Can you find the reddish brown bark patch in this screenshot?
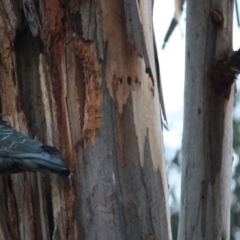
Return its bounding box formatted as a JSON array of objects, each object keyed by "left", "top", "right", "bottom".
[
  {"left": 40, "top": 0, "right": 65, "bottom": 42},
  {"left": 74, "top": 40, "right": 102, "bottom": 140},
  {"left": 209, "top": 48, "right": 240, "bottom": 99},
  {"left": 211, "top": 10, "right": 224, "bottom": 28}
]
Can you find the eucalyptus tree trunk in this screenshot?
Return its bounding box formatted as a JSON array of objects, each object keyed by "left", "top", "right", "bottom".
[
  {"left": 179, "top": 0, "right": 239, "bottom": 239},
  {"left": 0, "top": 0, "right": 171, "bottom": 239}
]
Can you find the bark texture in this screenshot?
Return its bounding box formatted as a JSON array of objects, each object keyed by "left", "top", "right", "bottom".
[
  {"left": 179, "top": 0, "right": 236, "bottom": 239},
  {"left": 0, "top": 0, "right": 171, "bottom": 239}
]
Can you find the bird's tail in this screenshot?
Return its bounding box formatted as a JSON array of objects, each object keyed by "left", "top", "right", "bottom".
[
  {"left": 17, "top": 151, "right": 70, "bottom": 176},
  {"left": 36, "top": 144, "right": 70, "bottom": 176},
  {"left": 31, "top": 156, "right": 70, "bottom": 176}
]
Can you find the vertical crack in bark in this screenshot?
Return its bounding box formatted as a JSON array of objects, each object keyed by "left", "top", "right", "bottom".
[
  {"left": 15, "top": 22, "right": 44, "bottom": 140},
  {"left": 75, "top": 55, "right": 86, "bottom": 135},
  {"left": 22, "top": 0, "right": 41, "bottom": 36},
  {"left": 5, "top": 176, "right": 20, "bottom": 239},
  {"left": 45, "top": 177, "right": 54, "bottom": 238}
]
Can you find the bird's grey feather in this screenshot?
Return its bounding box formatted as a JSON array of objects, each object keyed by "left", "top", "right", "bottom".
[{"left": 0, "top": 120, "right": 70, "bottom": 176}]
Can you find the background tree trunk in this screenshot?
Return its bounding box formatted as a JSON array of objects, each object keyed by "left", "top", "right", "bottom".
[
  {"left": 179, "top": 0, "right": 236, "bottom": 239},
  {"left": 0, "top": 0, "right": 171, "bottom": 239}
]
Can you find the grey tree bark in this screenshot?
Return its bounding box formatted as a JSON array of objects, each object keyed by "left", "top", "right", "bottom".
[
  {"left": 0, "top": 0, "right": 171, "bottom": 239},
  {"left": 179, "top": 0, "right": 239, "bottom": 239}
]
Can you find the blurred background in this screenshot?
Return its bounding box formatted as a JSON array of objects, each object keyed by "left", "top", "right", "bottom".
[{"left": 153, "top": 1, "right": 240, "bottom": 239}]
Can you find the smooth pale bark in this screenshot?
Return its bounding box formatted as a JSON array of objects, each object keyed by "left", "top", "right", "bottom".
[
  {"left": 179, "top": 1, "right": 235, "bottom": 239},
  {"left": 0, "top": 0, "right": 171, "bottom": 239}
]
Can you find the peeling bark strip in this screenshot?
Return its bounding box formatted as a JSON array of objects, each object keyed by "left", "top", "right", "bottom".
[
  {"left": 154, "top": 34, "right": 167, "bottom": 122},
  {"left": 122, "top": 0, "right": 167, "bottom": 121},
  {"left": 123, "top": 0, "right": 153, "bottom": 79}
]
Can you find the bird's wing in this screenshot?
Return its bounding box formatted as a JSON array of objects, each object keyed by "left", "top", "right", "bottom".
[
  {"left": 0, "top": 120, "right": 70, "bottom": 176},
  {"left": 0, "top": 157, "right": 31, "bottom": 174},
  {"left": 0, "top": 120, "right": 44, "bottom": 156}
]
